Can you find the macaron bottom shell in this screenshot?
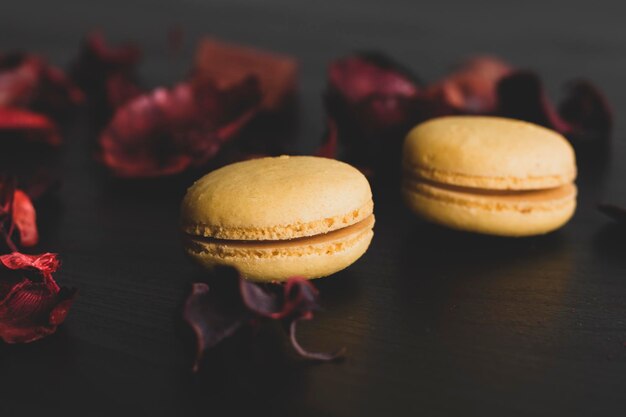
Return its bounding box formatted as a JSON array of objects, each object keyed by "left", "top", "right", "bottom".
[
  {"left": 183, "top": 215, "right": 375, "bottom": 282},
  {"left": 402, "top": 181, "right": 576, "bottom": 237}
]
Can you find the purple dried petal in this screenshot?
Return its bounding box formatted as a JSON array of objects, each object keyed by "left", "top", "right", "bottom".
[
  {"left": 497, "top": 71, "right": 572, "bottom": 133},
  {"left": 559, "top": 79, "right": 612, "bottom": 137},
  {"left": 288, "top": 319, "right": 345, "bottom": 361},
  {"left": 182, "top": 282, "right": 248, "bottom": 372}
]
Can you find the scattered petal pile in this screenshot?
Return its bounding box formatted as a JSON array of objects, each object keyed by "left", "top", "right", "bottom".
[
  {"left": 0, "top": 252, "right": 76, "bottom": 343},
  {"left": 183, "top": 267, "right": 344, "bottom": 372},
  {"left": 322, "top": 53, "right": 612, "bottom": 171}
]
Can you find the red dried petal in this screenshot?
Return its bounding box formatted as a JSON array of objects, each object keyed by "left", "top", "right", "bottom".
[
  {"left": 0, "top": 252, "right": 75, "bottom": 344},
  {"left": 326, "top": 53, "right": 421, "bottom": 132},
  {"left": 324, "top": 53, "right": 422, "bottom": 169},
  {"left": 193, "top": 38, "right": 297, "bottom": 112},
  {"left": 0, "top": 107, "right": 61, "bottom": 146},
  {"left": 420, "top": 56, "right": 513, "bottom": 117},
  {"left": 0, "top": 252, "right": 60, "bottom": 277},
  {"left": 12, "top": 190, "right": 38, "bottom": 247},
  {"left": 71, "top": 32, "right": 141, "bottom": 116},
  {"left": 288, "top": 319, "right": 345, "bottom": 361},
  {"left": 183, "top": 282, "right": 247, "bottom": 372},
  {"left": 99, "top": 78, "right": 261, "bottom": 178},
  {"left": 559, "top": 79, "right": 612, "bottom": 137},
  {"left": 106, "top": 72, "right": 143, "bottom": 108},
  {"left": 497, "top": 71, "right": 573, "bottom": 133},
  {"left": 0, "top": 52, "right": 83, "bottom": 118},
  {"left": 329, "top": 53, "right": 420, "bottom": 104}
]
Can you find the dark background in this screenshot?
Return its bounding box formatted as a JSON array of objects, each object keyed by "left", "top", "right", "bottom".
[{"left": 1, "top": 1, "right": 626, "bottom": 416}]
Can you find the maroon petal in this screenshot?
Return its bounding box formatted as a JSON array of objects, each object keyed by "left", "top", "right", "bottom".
[
  {"left": 559, "top": 79, "right": 612, "bottom": 138},
  {"left": 0, "top": 107, "right": 61, "bottom": 146},
  {"left": 497, "top": 71, "right": 573, "bottom": 133},
  {"left": 326, "top": 53, "right": 422, "bottom": 132},
  {"left": 182, "top": 282, "right": 248, "bottom": 372},
  {"left": 0, "top": 52, "right": 83, "bottom": 119},
  {"left": 420, "top": 56, "right": 513, "bottom": 117},
  {"left": 70, "top": 32, "right": 141, "bottom": 116},
  {"left": 324, "top": 53, "right": 422, "bottom": 168},
  {"left": 106, "top": 72, "right": 142, "bottom": 109},
  {"left": 99, "top": 78, "right": 261, "bottom": 178},
  {"left": 288, "top": 319, "right": 345, "bottom": 361},
  {"left": 0, "top": 252, "right": 60, "bottom": 278},
  {"left": 192, "top": 38, "right": 298, "bottom": 112},
  {"left": 12, "top": 190, "right": 38, "bottom": 247},
  {"left": 0, "top": 252, "right": 76, "bottom": 344}
]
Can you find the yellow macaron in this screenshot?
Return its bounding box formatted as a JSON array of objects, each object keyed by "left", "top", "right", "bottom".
[
  {"left": 402, "top": 116, "right": 577, "bottom": 237},
  {"left": 181, "top": 155, "right": 375, "bottom": 281}
]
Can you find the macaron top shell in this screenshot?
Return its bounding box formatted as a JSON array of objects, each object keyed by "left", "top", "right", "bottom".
[
  {"left": 181, "top": 155, "right": 373, "bottom": 240},
  {"left": 403, "top": 116, "right": 577, "bottom": 190}
]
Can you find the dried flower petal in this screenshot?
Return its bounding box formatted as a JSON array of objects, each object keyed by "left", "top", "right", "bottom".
[
  {"left": 0, "top": 107, "right": 61, "bottom": 146},
  {"left": 559, "top": 79, "right": 612, "bottom": 138},
  {"left": 289, "top": 319, "right": 345, "bottom": 361},
  {"left": 99, "top": 78, "right": 261, "bottom": 177},
  {"left": 0, "top": 252, "right": 76, "bottom": 343},
  {"left": 326, "top": 53, "right": 421, "bottom": 132},
  {"left": 324, "top": 53, "right": 422, "bottom": 169},
  {"left": 0, "top": 52, "right": 83, "bottom": 118},
  {"left": 420, "top": 56, "right": 512, "bottom": 117},
  {"left": 183, "top": 267, "right": 342, "bottom": 372},
  {"left": 12, "top": 190, "right": 37, "bottom": 247},
  {"left": 497, "top": 71, "right": 611, "bottom": 138},
  {"left": 0, "top": 177, "right": 40, "bottom": 249},
  {"left": 497, "top": 71, "right": 572, "bottom": 133},
  {"left": 323, "top": 53, "right": 612, "bottom": 174},
  {"left": 193, "top": 38, "right": 297, "bottom": 112},
  {"left": 184, "top": 282, "right": 247, "bottom": 372},
  {"left": 71, "top": 32, "right": 141, "bottom": 114}
]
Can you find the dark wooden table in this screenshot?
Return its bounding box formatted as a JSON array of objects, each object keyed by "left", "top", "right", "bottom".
[{"left": 2, "top": 1, "right": 626, "bottom": 416}]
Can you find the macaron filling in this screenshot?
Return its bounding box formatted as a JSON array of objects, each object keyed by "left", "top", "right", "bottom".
[
  {"left": 186, "top": 214, "right": 375, "bottom": 251},
  {"left": 403, "top": 176, "right": 576, "bottom": 214}
]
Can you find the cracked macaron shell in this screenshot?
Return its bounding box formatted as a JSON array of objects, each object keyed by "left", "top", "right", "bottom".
[{"left": 181, "top": 155, "right": 374, "bottom": 240}]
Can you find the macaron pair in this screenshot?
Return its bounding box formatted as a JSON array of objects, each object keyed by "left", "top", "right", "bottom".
[
  {"left": 402, "top": 116, "right": 577, "bottom": 237},
  {"left": 181, "top": 156, "right": 374, "bottom": 281}
]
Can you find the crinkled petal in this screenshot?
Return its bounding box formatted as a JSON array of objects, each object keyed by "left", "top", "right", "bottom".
[
  {"left": 559, "top": 79, "right": 612, "bottom": 138},
  {"left": 288, "top": 319, "right": 345, "bottom": 361},
  {"left": 193, "top": 38, "right": 297, "bottom": 112},
  {"left": 0, "top": 252, "right": 75, "bottom": 344},
  {"left": 420, "top": 56, "right": 512, "bottom": 117},
  {"left": 99, "top": 78, "right": 261, "bottom": 178},
  {"left": 0, "top": 107, "right": 61, "bottom": 146},
  {"left": 11, "top": 190, "right": 38, "bottom": 247}
]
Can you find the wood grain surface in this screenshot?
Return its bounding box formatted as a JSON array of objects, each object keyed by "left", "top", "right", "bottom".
[{"left": 1, "top": 1, "right": 625, "bottom": 416}]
